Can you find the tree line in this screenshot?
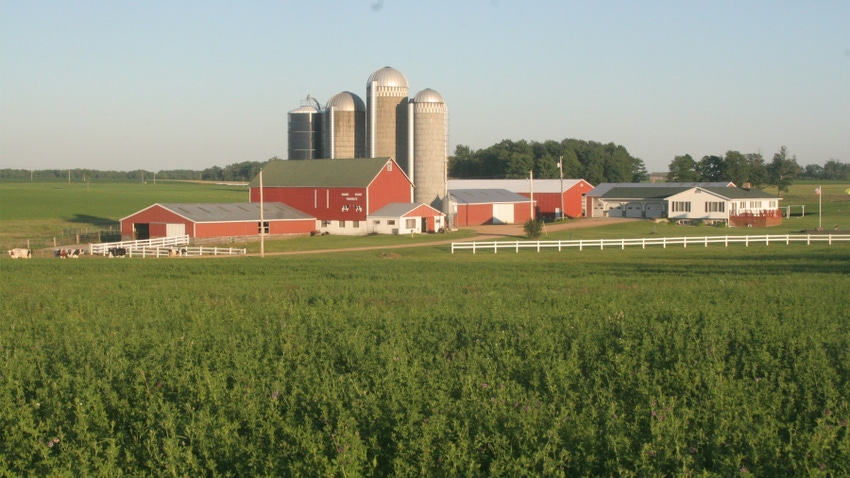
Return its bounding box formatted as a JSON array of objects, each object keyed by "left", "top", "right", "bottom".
[
  {"left": 0, "top": 159, "right": 275, "bottom": 183},
  {"left": 449, "top": 139, "right": 649, "bottom": 184},
  {"left": 668, "top": 147, "right": 849, "bottom": 194}
]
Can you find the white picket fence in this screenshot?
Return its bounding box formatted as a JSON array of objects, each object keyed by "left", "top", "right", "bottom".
[
  {"left": 89, "top": 235, "right": 246, "bottom": 257},
  {"left": 451, "top": 234, "right": 850, "bottom": 254}
]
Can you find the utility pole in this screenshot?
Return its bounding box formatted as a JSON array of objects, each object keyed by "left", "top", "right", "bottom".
[
  {"left": 259, "top": 170, "right": 265, "bottom": 258},
  {"left": 529, "top": 170, "right": 535, "bottom": 220},
  {"left": 559, "top": 156, "right": 565, "bottom": 220}
]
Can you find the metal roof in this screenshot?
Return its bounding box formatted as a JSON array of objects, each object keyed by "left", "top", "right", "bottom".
[
  {"left": 250, "top": 157, "right": 403, "bottom": 188},
  {"left": 413, "top": 88, "right": 444, "bottom": 104},
  {"left": 587, "top": 182, "right": 734, "bottom": 197},
  {"left": 601, "top": 186, "right": 780, "bottom": 201},
  {"left": 447, "top": 178, "right": 585, "bottom": 194},
  {"left": 326, "top": 91, "right": 365, "bottom": 111},
  {"left": 699, "top": 187, "right": 780, "bottom": 199},
  {"left": 157, "top": 203, "right": 313, "bottom": 223},
  {"left": 449, "top": 189, "right": 532, "bottom": 205},
  {"left": 367, "top": 66, "right": 409, "bottom": 88},
  {"left": 601, "top": 187, "right": 693, "bottom": 199}
]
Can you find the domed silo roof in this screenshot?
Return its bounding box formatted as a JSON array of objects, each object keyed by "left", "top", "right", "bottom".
[
  {"left": 289, "top": 105, "right": 318, "bottom": 114},
  {"left": 326, "top": 91, "right": 366, "bottom": 111},
  {"left": 366, "top": 66, "right": 409, "bottom": 88},
  {"left": 413, "top": 88, "right": 444, "bottom": 103}
]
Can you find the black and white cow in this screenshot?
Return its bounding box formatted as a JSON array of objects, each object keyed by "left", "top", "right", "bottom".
[
  {"left": 107, "top": 247, "right": 127, "bottom": 258},
  {"left": 8, "top": 248, "right": 32, "bottom": 259}
]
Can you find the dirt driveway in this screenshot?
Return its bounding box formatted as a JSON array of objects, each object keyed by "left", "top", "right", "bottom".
[{"left": 245, "top": 218, "right": 639, "bottom": 257}]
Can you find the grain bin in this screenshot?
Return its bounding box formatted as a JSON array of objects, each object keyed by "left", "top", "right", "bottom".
[
  {"left": 287, "top": 96, "right": 322, "bottom": 160},
  {"left": 323, "top": 92, "right": 366, "bottom": 159},
  {"left": 411, "top": 88, "right": 448, "bottom": 210},
  {"left": 366, "top": 67, "right": 409, "bottom": 171}
]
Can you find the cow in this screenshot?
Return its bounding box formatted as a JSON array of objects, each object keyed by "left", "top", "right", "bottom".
[
  {"left": 8, "top": 248, "right": 32, "bottom": 259},
  {"left": 107, "top": 247, "right": 127, "bottom": 258},
  {"left": 69, "top": 249, "right": 84, "bottom": 258},
  {"left": 55, "top": 249, "right": 67, "bottom": 258}
]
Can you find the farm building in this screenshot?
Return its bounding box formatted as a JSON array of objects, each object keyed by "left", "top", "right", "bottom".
[
  {"left": 666, "top": 187, "right": 783, "bottom": 227},
  {"left": 586, "top": 182, "right": 735, "bottom": 218},
  {"left": 588, "top": 184, "right": 781, "bottom": 226},
  {"left": 448, "top": 189, "right": 534, "bottom": 227},
  {"left": 249, "top": 157, "right": 414, "bottom": 235},
  {"left": 120, "top": 203, "right": 316, "bottom": 242},
  {"left": 368, "top": 203, "right": 446, "bottom": 234},
  {"left": 448, "top": 178, "right": 593, "bottom": 219}
]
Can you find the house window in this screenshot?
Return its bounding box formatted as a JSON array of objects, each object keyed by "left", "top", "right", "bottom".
[
  {"left": 671, "top": 201, "right": 691, "bottom": 213},
  {"left": 373, "top": 220, "right": 381, "bottom": 225},
  {"left": 387, "top": 162, "right": 392, "bottom": 172},
  {"left": 405, "top": 218, "right": 416, "bottom": 229},
  {"left": 321, "top": 220, "right": 331, "bottom": 227},
  {"left": 769, "top": 200, "right": 777, "bottom": 208},
  {"left": 388, "top": 220, "right": 396, "bottom": 225},
  {"left": 705, "top": 202, "right": 725, "bottom": 212},
  {"left": 352, "top": 220, "right": 360, "bottom": 228},
  {"left": 258, "top": 221, "right": 269, "bottom": 234},
  {"left": 339, "top": 221, "right": 345, "bottom": 228}
]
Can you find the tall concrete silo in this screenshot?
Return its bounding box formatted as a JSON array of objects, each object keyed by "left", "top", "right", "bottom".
[
  {"left": 366, "top": 66, "right": 409, "bottom": 171},
  {"left": 411, "top": 88, "right": 448, "bottom": 210},
  {"left": 323, "top": 91, "right": 366, "bottom": 159},
  {"left": 287, "top": 96, "right": 322, "bottom": 160}
]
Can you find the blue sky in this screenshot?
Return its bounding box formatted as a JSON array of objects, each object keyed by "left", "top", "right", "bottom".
[{"left": 2, "top": 0, "right": 848, "bottom": 173}]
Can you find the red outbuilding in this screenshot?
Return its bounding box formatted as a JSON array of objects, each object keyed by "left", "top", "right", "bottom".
[
  {"left": 448, "top": 189, "right": 534, "bottom": 227},
  {"left": 447, "top": 179, "right": 594, "bottom": 219},
  {"left": 249, "top": 157, "right": 413, "bottom": 235},
  {"left": 119, "top": 202, "right": 316, "bottom": 242}
]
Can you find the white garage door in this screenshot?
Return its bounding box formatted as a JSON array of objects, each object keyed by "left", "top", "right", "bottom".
[
  {"left": 626, "top": 203, "right": 644, "bottom": 218},
  {"left": 645, "top": 202, "right": 664, "bottom": 218},
  {"left": 492, "top": 204, "right": 515, "bottom": 224},
  {"left": 166, "top": 223, "right": 186, "bottom": 237}
]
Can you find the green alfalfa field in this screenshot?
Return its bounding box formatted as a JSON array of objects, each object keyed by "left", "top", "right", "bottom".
[{"left": 1, "top": 180, "right": 849, "bottom": 476}]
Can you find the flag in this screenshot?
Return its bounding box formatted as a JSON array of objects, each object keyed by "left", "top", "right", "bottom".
[{"left": 815, "top": 187, "right": 821, "bottom": 195}]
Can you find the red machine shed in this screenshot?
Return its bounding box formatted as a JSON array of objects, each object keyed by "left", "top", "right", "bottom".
[
  {"left": 448, "top": 189, "right": 534, "bottom": 227},
  {"left": 447, "top": 179, "right": 593, "bottom": 218},
  {"left": 120, "top": 203, "right": 316, "bottom": 241}
]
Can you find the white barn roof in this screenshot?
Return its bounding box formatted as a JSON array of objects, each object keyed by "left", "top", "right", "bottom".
[{"left": 448, "top": 179, "right": 584, "bottom": 194}]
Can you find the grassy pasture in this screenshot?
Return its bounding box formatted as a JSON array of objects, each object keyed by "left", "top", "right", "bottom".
[{"left": 1, "top": 245, "right": 849, "bottom": 476}]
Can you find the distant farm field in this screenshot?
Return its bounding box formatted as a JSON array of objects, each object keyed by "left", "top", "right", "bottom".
[{"left": 0, "top": 181, "right": 247, "bottom": 250}]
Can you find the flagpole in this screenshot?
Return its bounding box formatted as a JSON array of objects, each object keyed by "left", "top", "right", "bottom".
[{"left": 818, "top": 185, "right": 822, "bottom": 230}]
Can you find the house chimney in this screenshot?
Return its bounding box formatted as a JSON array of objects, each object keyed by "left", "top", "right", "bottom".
[{"left": 742, "top": 182, "right": 752, "bottom": 190}]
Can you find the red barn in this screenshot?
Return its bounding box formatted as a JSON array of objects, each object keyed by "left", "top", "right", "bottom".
[
  {"left": 120, "top": 202, "right": 316, "bottom": 242},
  {"left": 447, "top": 179, "right": 593, "bottom": 218},
  {"left": 249, "top": 157, "right": 413, "bottom": 235},
  {"left": 448, "top": 189, "right": 534, "bottom": 227}
]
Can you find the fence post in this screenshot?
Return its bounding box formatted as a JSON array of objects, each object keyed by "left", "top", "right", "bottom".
[
  {"left": 745, "top": 236, "right": 749, "bottom": 247},
  {"left": 705, "top": 236, "right": 708, "bottom": 247},
  {"left": 725, "top": 236, "right": 728, "bottom": 247},
  {"left": 663, "top": 237, "right": 666, "bottom": 249},
  {"left": 579, "top": 240, "right": 583, "bottom": 251},
  {"left": 683, "top": 236, "right": 687, "bottom": 248},
  {"left": 622, "top": 238, "right": 625, "bottom": 250},
  {"left": 642, "top": 238, "right": 645, "bottom": 249}
]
